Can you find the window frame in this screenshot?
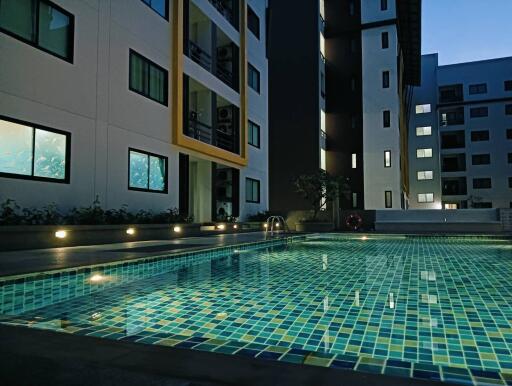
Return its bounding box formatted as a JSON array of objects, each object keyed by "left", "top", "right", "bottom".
[
  {"left": 415, "top": 104, "right": 431, "bottom": 114},
  {"left": 416, "top": 126, "right": 432, "bottom": 136},
  {"left": 505, "top": 80, "right": 512, "bottom": 91},
  {"left": 507, "top": 129, "right": 512, "bottom": 139},
  {"left": 248, "top": 63, "right": 261, "bottom": 93},
  {"left": 382, "top": 70, "right": 390, "bottom": 88},
  {"left": 383, "top": 110, "right": 391, "bottom": 128},
  {"left": 381, "top": 0, "right": 388, "bottom": 11},
  {"left": 506, "top": 104, "right": 512, "bottom": 115},
  {"left": 471, "top": 154, "right": 491, "bottom": 165},
  {"left": 384, "top": 150, "right": 391, "bottom": 168},
  {"left": 470, "top": 106, "right": 488, "bottom": 118},
  {"left": 247, "top": 5, "right": 260, "bottom": 39},
  {"left": 0, "top": 114, "right": 71, "bottom": 184},
  {"left": 128, "top": 49, "right": 168, "bottom": 106},
  {"left": 248, "top": 120, "right": 261, "bottom": 148},
  {"left": 417, "top": 171, "right": 434, "bottom": 181},
  {"left": 0, "top": 0, "right": 75, "bottom": 63},
  {"left": 418, "top": 193, "right": 434, "bottom": 203},
  {"left": 381, "top": 32, "right": 389, "bottom": 49},
  {"left": 472, "top": 178, "right": 492, "bottom": 190},
  {"left": 471, "top": 130, "right": 490, "bottom": 142},
  {"left": 468, "top": 83, "right": 487, "bottom": 95},
  {"left": 245, "top": 177, "right": 261, "bottom": 203},
  {"left": 128, "top": 147, "right": 168, "bottom": 194},
  {"left": 416, "top": 148, "right": 433, "bottom": 158},
  {"left": 384, "top": 190, "right": 392, "bottom": 208},
  {"left": 140, "top": 0, "right": 169, "bottom": 20}
]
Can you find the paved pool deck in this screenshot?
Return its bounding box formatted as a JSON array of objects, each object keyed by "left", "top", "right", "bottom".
[{"left": 0, "top": 232, "right": 293, "bottom": 277}]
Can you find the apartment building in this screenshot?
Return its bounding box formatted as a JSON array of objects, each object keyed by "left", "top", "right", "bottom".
[
  {"left": 268, "top": 0, "right": 421, "bottom": 214},
  {"left": 0, "top": 0, "right": 268, "bottom": 222},
  {"left": 409, "top": 54, "right": 512, "bottom": 209}
]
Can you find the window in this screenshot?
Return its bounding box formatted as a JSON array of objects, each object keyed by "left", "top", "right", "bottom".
[
  {"left": 383, "top": 110, "right": 391, "bottom": 128},
  {"left": 129, "top": 50, "right": 168, "bottom": 105},
  {"left": 349, "top": 1, "right": 355, "bottom": 16},
  {"left": 417, "top": 148, "right": 433, "bottom": 158},
  {"left": 352, "top": 192, "right": 357, "bottom": 208},
  {"left": 471, "top": 130, "right": 489, "bottom": 142},
  {"left": 320, "top": 72, "right": 325, "bottom": 98},
  {"left": 417, "top": 171, "right": 434, "bottom": 180},
  {"left": 509, "top": 177, "right": 512, "bottom": 188},
  {"left": 472, "top": 154, "right": 491, "bottom": 165},
  {"left": 141, "top": 0, "right": 168, "bottom": 19},
  {"left": 507, "top": 129, "right": 512, "bottom": 139},
  {"left": 416, "top": 126, "right": 432, "bottom": 136},
  {"left": 506, "top": 104, "right": 512, "bottom": 115},
  {"left": 508, "top": 153, "right": 512, "bottom": 163},
  {"left": 382, "top": 71, "right": 390, "bottom": 88},
  {"left": 384, "top": 150, "right": 391, "bottom": 168},
  {"left": 416, "top": 104, "right": 431, "bottom": 114},
  {"left": 470, "top": 107, "right": 488, "bottom": 118},
  {"left": 320, "top": 148, "right": 326, "bottom": 170},
  {"left": 0, "top": 0, "right": 74, "bottom": 62},
  {"left": 439, "top": 84, "right": 463, "bottom": 103},
  {"left": 418, "top": 193, "right": 434, "bottom": 203},
  {"left": 248, "top": 120, "right": 260, "bottom": 148},
  {"left": 505, "top": 80, "right": 512, "bottom": 91},
  {"left": 381, "top": 0, "right": 388, "bottom": 11},
  {"left": 247, "top": 6, "right": 260, "bottom": 39},
  {"left": 352, "top": 153, "right": 357, "bottom": 169},
  {"left": 246, "top": 178, "right": 260, "bottom": 203},
  {"left": 128, "top": 149, "right": 167, "bottom": 193},
  {"left": 381, "top": 32, "right": 389, "bottom": 49},
  {"left": 473, "top": 178, "right": 491, "bottom": 189},
  {"left": 469, "top": 83, "right": 487, "bottom": 95},
  {"left": 320, "top": 33, "right": 326, "bottom": 58},
  {"left": 248, "top": 63, "right": 260, "bottom": 93},
  {"left": 385, "top": 191, "right": 392, "bottom": 208},
  {"left": 0, "top": 116, "right": 70, "bottom": 182}
]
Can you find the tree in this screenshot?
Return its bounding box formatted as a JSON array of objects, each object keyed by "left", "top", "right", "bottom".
[{"left": 293, "top": 170, "right": 348, "bottom": 221}]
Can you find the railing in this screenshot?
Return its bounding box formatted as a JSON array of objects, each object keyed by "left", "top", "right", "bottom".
[
  {"left": 208, "top": 0, "right": 233, "bottom": 24},
  {"left": 188, "top": 114, "right": 238, "bottom": 154},
  {"left": 189, "top": 41, "right": 212, "bottom": 72},
  {"left": 188, "top": 116, "right": 212, "bottom": 144},
  {"left": 216, "top": 65, "right": 233, "bottom": 87}
]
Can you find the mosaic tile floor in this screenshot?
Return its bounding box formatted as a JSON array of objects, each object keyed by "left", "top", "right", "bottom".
[{"left": 1, "top": 235, "right": 512, "bottom": 385}]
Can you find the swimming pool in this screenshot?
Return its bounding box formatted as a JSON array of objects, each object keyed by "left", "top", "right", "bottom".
[{"left": 1, "top": 235, "right": 511, "bottom": 385}]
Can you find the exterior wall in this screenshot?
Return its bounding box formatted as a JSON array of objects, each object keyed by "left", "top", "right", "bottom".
[
  {"left": 409, "top": 55, "right": 512, "bottom": 209},
  {"left": 408, "top": 54, "right": 442, "bottom": 209},
  {"left": 0, "top": 0, "right": 268, "bottom": 220},
  {"left": 361, "top": 0, "right": 402, "bottom": 209}
]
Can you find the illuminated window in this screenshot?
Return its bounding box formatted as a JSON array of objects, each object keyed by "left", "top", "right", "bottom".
[
  {"left": 417, "top": 148, "right": 433, "bottom": 158},
  {"left": 320, "top": 149, "right": 326, "bottom": 170},
  {"left": 418, "top": 193, "right": 434, "bottom": 203},
  {"left": 385, "top": 191, "right": 392, "bottom": 208},
  {"left": 352, "top": 153, "right": 357, "bottom": 169},
  {"left": 416, "top": 126, "right": 432, "bottom": 136},
  {"left": 129, "top": 149, "right": 167, "bottom": 193},
  {"left": 416, "top": 104, "right": 431, "bottom": 114},
  {"left": 384, "top": 150, "right": 391, "bottom": 167},
  {"left": 417, "top": 171, "right": 433, "bottom": 180},
  {"left": 320, "top": 33, "right": 325, "bottom": 58},
  {"left": 246, "top": 178, "right": 260, "bottom": 203}
]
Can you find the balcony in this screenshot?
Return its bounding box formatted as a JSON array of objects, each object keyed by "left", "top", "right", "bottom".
[
  {"left": 185, "top": 76, "right": 240, "bottom": 154},
  {"left": 439, "top": 84, "right": 463, "bottom": 103},
  {"left": 442, "top": 177, "right": 467, "bottom": 196},
  {"left": 439, "top": 107, "right": 464, "bottom": 127},
  {"left": 442, "top": 154, "right": 466, "bottom": 173},
  {"left": 441, "top": 131, "right": 465, "bottom": 149},
  {"left": 207, "top": 0, "right": 238, "bottom": 29}
]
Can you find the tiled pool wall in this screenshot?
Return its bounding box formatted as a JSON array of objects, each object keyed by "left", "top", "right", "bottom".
[{"left": 0, "top": 236, "right": 304, "bottom": 316}]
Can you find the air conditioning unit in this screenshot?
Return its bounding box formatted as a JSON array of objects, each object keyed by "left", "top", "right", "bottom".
[
  {"left": 217, "top": 106, "right": 233, "bottom": 122},
  {"left": 217, "top": 124, "right": 233, "bottom": 135},
  {"left": 217, "top": 44, "right": 233, "bottom": 61}
]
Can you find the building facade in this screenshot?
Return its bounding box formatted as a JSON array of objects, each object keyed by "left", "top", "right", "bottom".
[
  {"left": 409, "top": 54, "right": 512, "bottom": 209},
  {"left": 0, "top": 0, "right": 269, "bottom": 222},
  {"left": 268, "top": 0, "right": 421, "bottom": 214}
]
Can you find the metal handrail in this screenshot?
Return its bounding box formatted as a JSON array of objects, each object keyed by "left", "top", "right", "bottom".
[
  {"left": 189, "top": 41, "right": 212, "bottom": 71},
  {"left": 265, "top": 216, "right": 289, "bottom": 236}
]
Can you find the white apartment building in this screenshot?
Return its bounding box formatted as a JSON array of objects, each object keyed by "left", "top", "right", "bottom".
[{"left": 0, "top": 0, "right": 269, "bottom": 222}]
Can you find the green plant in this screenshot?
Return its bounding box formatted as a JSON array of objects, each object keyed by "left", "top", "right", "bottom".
[
  {"left": 293, "top": 170, "right": 348, "bottom": 221},
  {"left": 0, "top": 199, "right": 23, "bottom": 225},
  {"left": 65, "top": 196, "right": 106, "bottom": 225},
  {"left": 22, "top": 203, "right": 63, "bottom": 225},
  {"left": 247, "top": 210, "right": 270, "bottom": 222},
  {"left": 104, "top": 205, "right": 134, "bottom": 225}
]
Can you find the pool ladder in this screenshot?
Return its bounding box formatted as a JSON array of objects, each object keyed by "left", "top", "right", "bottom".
[{"left": 265, "top": 216, "right": 289, "bottom": 236}]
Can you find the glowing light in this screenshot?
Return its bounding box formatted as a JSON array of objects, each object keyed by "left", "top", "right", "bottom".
[
  {"left": 216, "top": 312, "right": 228, "bottom": 319},
  {"left": 360, "top": 236, "right": 368, "bottom": 241},
  {"left": 89, "top": 274, "right": 106, "bottom": 283},
  {"left": 55, "top": 230, "right": 67, "bottom": 239},
  {"left": 217, "top": 224, "right": 226, "bottom": 230},
  {"left": 173, "top": 226, "right": 182, "bottom": 233},
  {"left": 233, "top": 224, "right": 238, "bottom": 229},
  {"left": 263, "top": 223, "right": 268, "bottom": 228},
  {"left": 91, "top": 312, "right": 102, "bottom": 320},
  {"left": 275, "top": 223, "right": 280, "bottom": 228},
  {"left": 126, "top": 228, "right": 136, "bottom": 235}
]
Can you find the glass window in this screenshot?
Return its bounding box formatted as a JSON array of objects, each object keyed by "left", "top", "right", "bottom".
[
  {"left": 472, "top": 154, "right": 491, "bottom": 165},
  {"left": 471, "top": 130, "right": 489, "bottom": 142},
  {"left": 417, "top": 148, "right": 433, "bottom": 158},
  {"left": 129, "top": 50, "right": 168, "bottom": 105},
  {"left": 0, "top": 0, "right": 74, "bottom": 61},
  {"left": 320, "top": 149, "right": 326, "bottom": 170},
  {"left": 381, "top": 32, "right": 389, "bottom": 49},
  {"left": 141, "top": 0, "right": 168, "bottom": 19},
  {"left": 418, "top": 193, "right": 434, "bottom": 203},
  {"left": 0, "top": 117, "right": 69, "bottom": 182},
  {"left": 508, "top": 153, "right": 512, "bottom": 164},
  {"left": 381, "top": 0, "right": 388, "bottom": 11},
  {"left": 352, "top": 153, "right": 357, "bottom": 169},
  {"left": 384, "top": 150, "right": 391, "bottom": 168},
  {"left": 385, "top": 191, "right": 392, "bottom": 208},
  {"left": 473, "top": 178, "right": 492, "bottom": 189},
  {"left": 506, "top": 104, "right": 512, "bottom": 115},
  {"left": 382, "top": 71, "right": 390, "bottom": 88},
  {"left": 383, "top": 110, "right": 390, "bottom": 128},
  {"left": 247, "top": 6, "right": 260, "bottom": 39},
  {"left": 416, "top": 126, "right": 432, "bottom": 136},
  {"left": 129, "top": 149, "right": 167, "bottom": 193},
  {"left": 246, "top": 177, "right": 260, "bottom": 203},
  {"left": 469, "top": 83, "right": 487, "bottom": 95},
  {"left": 417, "top": 171, "right": 433, "bottom": 180},
  {"left": 248, "top": 63, "right": 260, "bottom": 93},
  {"left": 352, "top": 192, "right": 357, "bottom": 208},
  {"left": 470, "top": 107, "right": 488, "bottom": 118},
  {"left": 416, "top": 104, "right": 431, "bottom": 114},
  {"left": 248, "top": 120, "right": 260, "bottom": 148},
  {"left": 507, "top": 129, "right": 512, "bottom": 139},
  {"left": 505, "top": 80, "right": 512, "bottom": 91}
]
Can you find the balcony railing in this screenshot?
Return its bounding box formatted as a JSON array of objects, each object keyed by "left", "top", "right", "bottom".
[
  {"left": 208, "top": 0, "right": 233, "bottom": 24},
  {"left": 216, "top": 66, "right": 233, "bottom": 87},
  {"left": 189, "top": 41, "right": 212, "bottom": 72},
  {"left": 188, "top": 113, "right": 238, "bottom": 154},
  {"left": 188, "top": 115, "right": 212, "bottom": 144}
]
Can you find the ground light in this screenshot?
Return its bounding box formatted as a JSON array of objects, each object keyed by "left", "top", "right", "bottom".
[
  {"left": 173, "top": 226, "right": 182, "bottom": 233},
  {"left": 263, "top": 223, "right": 268, "bottom": 229},
  {"left": 89, "top": 274, "right": 106, "bottom": 283},
  {"left": 217, "top": 224, "right": 226, "bottom": 230},
  {"left": 55, "top": 230, "right": 67, "bottom": 239},
  {"left": 233, "top": 224, "right": 238, "bottom": 229},
  {"left": 126, "top": 227, "right": 136, "bottom": 235}
]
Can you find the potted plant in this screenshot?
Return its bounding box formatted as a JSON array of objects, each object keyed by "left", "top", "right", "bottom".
[{"left": 293, "top": 170, "right": 348, "bottom": 232}]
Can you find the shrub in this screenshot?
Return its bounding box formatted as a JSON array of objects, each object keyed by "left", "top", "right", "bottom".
[{"left": 247, "top": 211, "right": 270, "bottom": 222}]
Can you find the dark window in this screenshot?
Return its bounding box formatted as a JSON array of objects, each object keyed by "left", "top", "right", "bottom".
[
  {"left": 382, "top": 71, "right": 390, "bottom": 88},
  {"left": 248, "top": 120, "right": 260, "bottom": 148},
  {"left": 0, "top": 115, "right": 70, "bottom": 183},
  {"left": 441, "top": 131, "right": 465, "bottom": 149},
  {"left": 471, "top": 130, "right": 489, "bottom": 142},
  {"left": 128, "top": 148, "right": 168, "bottom": 193},
  {"left": 442, "top": 177, "right": 467, "bottom": 196},
  {"left": 470, "top": 107, "right": 488, "bottom": 118},
  {"left": 384, "top": 150, "right": 391, "bottom": 168},
  {"left": 469, "top": 83, "right": 487, "bottom": 95},
  {"left": 321, "top": 72, "right": 325, "bottom": 98},
  {"left": 473, "top": 202, "right": 492, "bottom": 209},
  {"left": 247, "top": 6, "right": 260, "bottom": 39},
  {"left": 381, "top": 32, "right": 389, "bottom": 49},
  {"left": 505, "top": 80, "right": 512, "bottom": 91},
  {"left": 0, "top": 0, "right": 74, "bottom": 62},
  {"left": 385, "top": 191, "right": 392, "bottom": 208},
  {"left": 472, "top": 154, "right": 490, "bottom": 165},
  {"left": 507, "top": 129, "right": 512, "bottom": 139},
  {"left": 246, "top": 177, "right": 260, "bottom": 203},
  {"left": 381, "top": 0, "right": 388, "bottom": 11},
  {"left": 248, "top": 63, "right": 260, "bottom": 93},
  {"left": 506, "top": 104, "right": 512, "bottom": 115},
  {"left": 473, "top": 178, "right": 492, "bottom": 189},
  {"left": 141, "top": 0, "right": 168, "bottom": 19},
  {"left": 508, "top": 153, "right": 512, "bottom": 163},
  {"left": 509, "top": 177, "right": 512, "bottom": 188},
  {"left": 440, "top": 107, "right": 464, "bottom": 126},
  {"left": 383, "top": 110, "right": 391, "bottom": 128},
  {"left": 129, "top": 50, "right": 168, "bottom": 105},
  {"left": 439, "top": 84, "right": 463, "bottom": 103},
  {"left": 349, "top": 1, "right": 355, "bottom": 16}
]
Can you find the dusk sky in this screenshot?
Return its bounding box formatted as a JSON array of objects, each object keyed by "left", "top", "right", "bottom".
[{"left": 422, "top": 0, "right": 512, "bottom": 65}]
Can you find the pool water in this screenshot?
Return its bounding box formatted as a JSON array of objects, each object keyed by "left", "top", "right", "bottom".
[{"left": 1, "top": 235, "right": 512, "bottom": 385}]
